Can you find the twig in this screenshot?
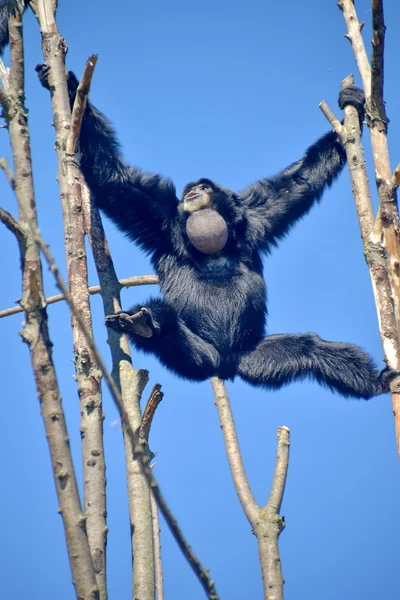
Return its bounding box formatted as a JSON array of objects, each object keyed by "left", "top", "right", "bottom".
[
  {"left": 139, "top": 384, "right": 164, "bottom": 444},
  {"left": 0, "top": 274, "right": 158, "bottom": 319},
  {"left": 1, "top": 6, "right": 99, "bottom": 598},
  {"left": 0, "top": 156, "right": 16, "bottom": 188},
  {"left": 318, "top": 100, "right": 343, "bottom": 136},
  {"left": 211, "top": 378, "right": 289, "bottom": 600},
  {"left": 0, "top": 206, "right": 25, "bottom": 244},
  {"left": 66, "top": 54, "right": 98, "bottom": 155}
]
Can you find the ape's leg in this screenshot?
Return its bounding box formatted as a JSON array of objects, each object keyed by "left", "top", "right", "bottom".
[
  {"left": 106, "top": 298, "right": 221, "bottom": 381},
  {"left": 237, "top": 333, "right": 393, "bottom": 399}
]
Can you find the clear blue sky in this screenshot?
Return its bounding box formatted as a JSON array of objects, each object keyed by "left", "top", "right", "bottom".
[{"left": 1, "top": 0, "right": 400, "bottom": 598}]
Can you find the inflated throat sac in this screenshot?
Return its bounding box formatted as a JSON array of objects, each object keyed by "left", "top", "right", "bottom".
[{"left": 186, "top": 208, "right": 228, "bottom": 255}]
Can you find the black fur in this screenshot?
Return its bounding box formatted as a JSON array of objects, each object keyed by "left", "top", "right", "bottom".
[
  {"left": 37, "top": 64, "right": 394, "bottom": 399},
  {"left": 0, "top": 0, "right": 28, "bottom": 55}
]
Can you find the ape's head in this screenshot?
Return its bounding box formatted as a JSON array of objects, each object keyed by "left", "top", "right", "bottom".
[
  {"left": 180, "top": 179, "right": 241, "bottom": 255},
  {"left": 181, "top": 178, "right": 214, "bottom": 213}
]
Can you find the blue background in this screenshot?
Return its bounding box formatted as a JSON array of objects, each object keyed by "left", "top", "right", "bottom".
[{"left": 0, "top": 0, "right": 400, "bottom": 598}]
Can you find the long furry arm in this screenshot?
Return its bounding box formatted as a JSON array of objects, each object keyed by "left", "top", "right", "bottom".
[
  {"left": 37, "top": 65, "right": 178, "bottom": 255},
  {"left": 239, "top": 86, "right": 364, "bottom": 250}
]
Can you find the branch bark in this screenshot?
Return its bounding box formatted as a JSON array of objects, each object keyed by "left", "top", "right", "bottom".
[
  {"left": 211, "top": 378, "right": 289, "bottom": 600},
  {"left": 35, "top": 3, "right": 107, "bottom": 595},
  {"left": 339, "top": 0, "right": 400, "bottom": 328},
  {"left": 81, "top": 182, "right": 156, "bottom": 600},
  {"left": 0, "top": 6, "right": 98, "bottom": 599},
  {"left": 332, "top": 0, "right": 400, "bottom": 456},
  {"left": 0, "top": 274, "right": 158, "bottom": 319}
]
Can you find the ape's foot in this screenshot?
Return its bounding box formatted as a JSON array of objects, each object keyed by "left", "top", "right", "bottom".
[{"left": 105, "top": 308, "right": 153, "bottom": 338}]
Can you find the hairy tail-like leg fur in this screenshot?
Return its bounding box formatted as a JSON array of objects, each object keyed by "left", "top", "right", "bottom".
[
  {"left": 106, "top": 298, "right": 221, "bottom": 381},
  {"left": 237, "top": 333, "right": 393, "bottom": 399}
]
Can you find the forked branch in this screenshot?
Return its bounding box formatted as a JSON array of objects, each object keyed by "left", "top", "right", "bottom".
[{"left": 211, "top": 378, "right": 289, "bottom": 600}]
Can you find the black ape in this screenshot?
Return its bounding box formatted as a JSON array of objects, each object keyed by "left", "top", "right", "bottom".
[{"left": 37, "top": 64, "right": 394, "bottom": 399}]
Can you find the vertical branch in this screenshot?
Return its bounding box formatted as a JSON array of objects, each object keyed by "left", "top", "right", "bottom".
[
  {"left": 334, "top": 0, "right": 400, "bottom": 455},
  {"left": 34, "top": 3, "right": 107, "bottom": 595},
  {"left": 81, "top": 183, "right": 156, "bottom": 600},
  {"left": 0, "top": 8, "right": 98, "bottom": 599},
  {"left": 339, "top": 0, "right": 400, "bottom": 329},
  {"left": 320, "top": 82, "right": 400, "bottom": 454},
  {"left": 211, "top": 378, "right": 289, "bottom": 600}
]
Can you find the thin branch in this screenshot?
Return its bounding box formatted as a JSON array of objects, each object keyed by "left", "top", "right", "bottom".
[
  {"left": 211, "top": 378, "right": 289, "bottom": 600},
  {"left": 211, "top": 378, "right": 258, "bottom": 522},
  {"left": 2, "top": 6, "right": 99, "bottom": 598},
  {"left": 150, "top": 489, "right": 165, "bottom": 600},
  {"left": 81, "top": 181, "right": 156, "bottom": 599},
  {"left": 66, "top": 54, "right": 98, "bottom": 155},
  {"left": 264, "top": 427, "right": 290, "bottom": 512},
  {"left": 338, "top": 0, "right": 400, "bottom": 456},
  {"left": 0, "top": 206, "right": 25, "bottom": 243},
  {"left": 36, "top": 5, "right": 107, "bottom": 591},
  {"left": 370, "top": 0, "right": 388, "bottom": 129},
  {"left": 337, "top": 0, "right": 372, "bottom": 98},
  {"left": 0, "top": 274, "right": 158, "bottom": 319},
  {"left": 139, "top": 384, "right": 164, "bottom": 444},
  {"left": 138, "top": 385, "right": 165, "bottom": 600},
  {"left": 318, "top": 100, "right": 343, "bottom": 135},
  {"left": 0, "top": 156, "right": 16, "bottom": 188}
]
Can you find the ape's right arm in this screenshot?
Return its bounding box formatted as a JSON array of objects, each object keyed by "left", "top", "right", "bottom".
[{"left": 36, "top": 65, "right": 178, "bottom": 255}]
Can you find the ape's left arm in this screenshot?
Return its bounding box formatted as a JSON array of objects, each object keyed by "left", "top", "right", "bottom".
[{"left": 239, "top": 86, "right": 364, "bottom": 249}]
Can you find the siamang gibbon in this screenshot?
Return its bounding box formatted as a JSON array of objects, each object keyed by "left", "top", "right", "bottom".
[{"left": 34, "top": 62, "right": 395, "bottom": 400}]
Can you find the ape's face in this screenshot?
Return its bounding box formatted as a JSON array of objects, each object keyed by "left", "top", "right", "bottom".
[
  {"left": 181, "top": 179, "right": 214, "bottom": 213},
  {"left": 181, "top": 179, "right": 229, "bottom": 254}
]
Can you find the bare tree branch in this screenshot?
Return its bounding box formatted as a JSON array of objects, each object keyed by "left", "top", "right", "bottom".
[
  {"left": 34, "top": 6, "right": 108, "bottom": 594},
  {"left": 81, "top": 181, "right": 156, "bottom": 600},
  {"left": 0, "top": 274, "right": 158, "bottom": 319},
  {"left": 336, "top": 0, "right": 400, "bottom": 456},
  {"left": 320, "top": 76, "right": 400, "bottom": 455},
  {"left": 21, "top": 189, "right": 220, "bottom": 600},
  {"left": 0, "top": 6, "right": 99, "bottom": 598},
  {"left": 370, "top": 0, "right": 388, "bottom": 130},
  {"left": 66, "top": 54, "right": 98, "bottom": 155},
  {"left": 150, "top": 488, "right": 165, "bottom": 600},
  {"left": 139, "top": 384, "right": 164, "bottom": 445},
  {"left": 0, "top": 156, "right": 16, "bottom": 188},
  {"left": 0, "top": 206, "right": 25, "bottom": 244},
  {"left": 211, "top": 378, "right": 289, "bottom": 599}
]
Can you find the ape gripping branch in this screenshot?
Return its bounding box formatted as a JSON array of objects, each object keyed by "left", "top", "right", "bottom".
[{"left": 320, "top": 0, "right": 400, "bottom": 456}]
